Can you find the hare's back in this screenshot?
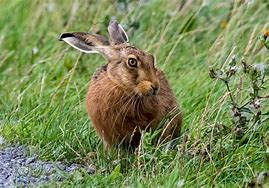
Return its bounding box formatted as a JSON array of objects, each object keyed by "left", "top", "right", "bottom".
[{"left": 91, "top": 64, "right": 108, "bottom": 81}]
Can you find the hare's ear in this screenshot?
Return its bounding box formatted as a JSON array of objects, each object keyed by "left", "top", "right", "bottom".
[
  {"left": 59, "top": 32, "right": 110, "bottom": 54},
  {"left": 108, "top": 20, "right": 129, "bottom": 45}
]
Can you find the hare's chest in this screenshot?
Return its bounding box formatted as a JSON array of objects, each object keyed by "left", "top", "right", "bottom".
[{"left": 87, "top": 85, "right": 158, "bottom": 122}]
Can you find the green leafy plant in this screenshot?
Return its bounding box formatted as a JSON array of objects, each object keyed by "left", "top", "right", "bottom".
[{"left": 209, "top": 36, "right": 269, "bottom": 140}]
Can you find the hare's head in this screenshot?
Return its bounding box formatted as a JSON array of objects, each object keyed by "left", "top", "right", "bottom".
[{"left": 59, "top": 20, "right": 160, "bottom": 96}]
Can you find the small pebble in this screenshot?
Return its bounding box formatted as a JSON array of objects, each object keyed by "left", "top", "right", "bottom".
[
  {"left": 86, "top": 165, "right": 96, "bottom": 175},
  {"left": 26, "top": 157, "right": 36, "bottom": 164},
  {"left": 0, "top": 136, "right": 5, "bottom": 145}
]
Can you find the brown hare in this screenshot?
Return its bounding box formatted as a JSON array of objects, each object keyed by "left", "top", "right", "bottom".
[{"left": 59, "top": 20, "right": 182, "bottom": 148}]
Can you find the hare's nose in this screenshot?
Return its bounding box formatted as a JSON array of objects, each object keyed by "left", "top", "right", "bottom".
[{"left": 151, "top": 83, "right": 160, "bottom": 95}]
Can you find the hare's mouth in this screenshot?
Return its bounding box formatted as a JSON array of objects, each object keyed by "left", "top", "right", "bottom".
[{"left": 134, "top": 81, "right": 160, "bottom": 97}]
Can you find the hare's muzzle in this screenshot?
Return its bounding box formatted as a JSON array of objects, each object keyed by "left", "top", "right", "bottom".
[
  {"left": 134, "top": 80, "right": 160, "bottom": 96},
  {"left": 151, "top": 83, "right": 160, "bottom": 95}
]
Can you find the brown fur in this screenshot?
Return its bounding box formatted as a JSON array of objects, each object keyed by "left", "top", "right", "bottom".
[{"left": 59, "top": 21, "right": 182, "bottom": 148}]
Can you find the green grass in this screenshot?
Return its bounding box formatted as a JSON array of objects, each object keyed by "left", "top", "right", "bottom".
[{"left": 0, "top": 0, "right": 268, "bottom": 187}]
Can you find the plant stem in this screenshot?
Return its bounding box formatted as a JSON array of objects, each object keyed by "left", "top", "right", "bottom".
[
  {"left": 239, "top": 101, "right": 250, "bottom": 109},
  {"left": 224, "top": 81, "right": 237, "bottom": 106}
]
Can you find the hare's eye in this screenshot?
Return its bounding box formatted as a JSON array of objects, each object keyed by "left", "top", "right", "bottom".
[{"left": 127, "top": 58, "right": 138, "bottom": 68}]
